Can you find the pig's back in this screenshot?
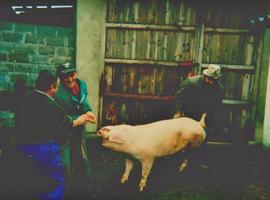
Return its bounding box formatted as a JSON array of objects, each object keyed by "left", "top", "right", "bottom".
[
  {"left": 132, "top": 117, "right": 205, "bottom": 157},
  {"left": 135, "top": 117, "right": 203, "bottom": 136}
]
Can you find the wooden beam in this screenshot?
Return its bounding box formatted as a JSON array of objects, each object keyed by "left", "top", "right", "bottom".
[
  {"left": 106, "top": 23, "right": 195, "bottom": 32},
  {"left": 106, "top": 23, "right": 251, "bottom": 34},
  {"left": 104, "top": 92, "right": 174, "bottom": 101},
  {"left": 201, "top": 63, "right": 256, "bottom": 71},
  {"left": 222, "top": 99, "right": 252, "bottom": 105},
  {"left": 105, "top": 58, "right": 195, "bottom": 68},
  {"left": 205, "top": 27, "right": 250, "bottom": 34},
  {"left": 105, "top": 59, "right": 255, "bottom": 71},
  {"left": 104, "top": 92, "right": 252, "bottom": 106}
]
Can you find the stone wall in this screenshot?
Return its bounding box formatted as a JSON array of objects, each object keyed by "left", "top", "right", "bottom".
[{"left": 0, "top": 20, "right": 75, "bottom": 127}]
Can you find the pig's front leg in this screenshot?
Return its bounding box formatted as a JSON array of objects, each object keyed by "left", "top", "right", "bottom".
[
  {"left": 121, "top": 158, "right": 134, "bottom": 184},
  {"left": 139, "top": 157, "right": 155, "bottom": 192},
  {"left": 179, "top": 158, "right": 188, "bottom": 172}
]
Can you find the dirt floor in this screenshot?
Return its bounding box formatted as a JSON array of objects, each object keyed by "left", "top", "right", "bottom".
[
  {"left": 83, "top": 138, "right": 270, "bottom": 200},
  {"left": 1, "top": 134, "right": 270, "bottom": 200}
]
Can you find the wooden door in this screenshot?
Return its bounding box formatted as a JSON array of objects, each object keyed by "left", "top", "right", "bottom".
[{"left": 101, "top": 0, "right": 262, "bottom": 142}]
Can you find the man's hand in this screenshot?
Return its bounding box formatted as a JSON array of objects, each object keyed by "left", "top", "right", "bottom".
[
  {"left": 85, "top": 111, "right": 96, "bottom": 124},
  {"left": 73, "top": 114, "right": 88, "bottom": 127},
  {"left": 173, "top": 112, "right": 184, "bottom": 119}
]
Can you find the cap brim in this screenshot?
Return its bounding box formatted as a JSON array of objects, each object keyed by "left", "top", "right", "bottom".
[{"left": 60, "top": 68, "right": 76, "bottom": 74}]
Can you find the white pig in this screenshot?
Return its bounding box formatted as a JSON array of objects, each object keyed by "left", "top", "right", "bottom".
[{"left": 97, "top": 113, "right": 207, "bottom": 192}]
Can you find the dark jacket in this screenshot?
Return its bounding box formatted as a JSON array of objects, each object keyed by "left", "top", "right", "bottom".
[
  {"left": 175, "top": 75, "right": 224, "bottom": 121},
  {"left": 16, "top": 89, "right": 73, "bottom": 144}
]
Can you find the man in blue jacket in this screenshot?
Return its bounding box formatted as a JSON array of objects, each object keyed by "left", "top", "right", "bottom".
[{"left": 55, "top": 62, "right": 96, "bottom": 193}]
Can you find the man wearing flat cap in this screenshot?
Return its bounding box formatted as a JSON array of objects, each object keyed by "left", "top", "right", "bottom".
[
  {"left": 55, "top": 62, "right": 96, "bottom": 193},
  {"left": 174, "top": 64, "right": 224, "bottom": 168},
  {"left": 174, "top": 64, "right": 224, "bottom": 129}
]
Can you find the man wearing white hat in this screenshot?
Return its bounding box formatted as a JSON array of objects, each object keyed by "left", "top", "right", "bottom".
[{"left": 174, "top": 64, "right": 224, "bottom": 129}]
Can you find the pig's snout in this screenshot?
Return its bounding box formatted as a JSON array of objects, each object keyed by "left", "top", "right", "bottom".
[{"left": 97, "top": 127, "right": 110, "bottom": 139}]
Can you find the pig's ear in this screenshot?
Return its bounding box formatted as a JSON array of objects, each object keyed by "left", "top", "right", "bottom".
[{"left": 108, "top": 130, "right": 125, "bottom": 144}]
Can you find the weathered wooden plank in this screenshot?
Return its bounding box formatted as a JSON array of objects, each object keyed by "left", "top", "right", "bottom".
[
  {"left": 153, "top": 31, "right": 161, "bottom": 60},
  {"left": 244, "top": 36, "right": 255, "bottom": 65},
  {"left": 135, "top": 31, "right": 147, "bottom": 60},
  {"left": 203, "top": 33, "right": 252, "bottom": 64},
  {"left": 105, "top": 92, "right": 252, "bottom": 105},
  {"left": 194, "top": 22, "right": 205, "bottom": 74},
  {"left": 201, "top": 63, "right": 256, "bottom": 71},
  {"left": 104, "top": 64, "right": 113, "bottom": 92},
  {"left": 222, "top": 99, "right": 251, "bottom": 105},
  {"left": 106, "top": 23, "right": 195, "bottom": 32},
  {"left": 105, "top": 29, "right": 113, "bottom": 58},
  {"left": 123, "top": 30, "right": 130, "bottom": 59},
  {"left": 131, "top": 30, "right": 136, "bottom": 59},
  {"left": 105, "top": 92, "right": 174, "bottom": 101},
  {"left": 106, "top": 23, "right": 251, "bottom": 34},
  {"left": 115, "top": 29, "right": 124, "bottom": 58},
  {"left": 205, "top": 27, "right": 249, "bottom": 34},
  {"left": 106, "top": 58, "right": 176, "bottom": 66},
  {"left": 241, "top": 74, "right": 253, "bottom": 100}
]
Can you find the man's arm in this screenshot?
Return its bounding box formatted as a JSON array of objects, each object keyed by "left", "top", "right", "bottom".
[
  {"left": 79, "top": 80, "right": 96, "bottom": 124},
  {"left": 174, "top": 78, "right": 193, "bottom": 117}
]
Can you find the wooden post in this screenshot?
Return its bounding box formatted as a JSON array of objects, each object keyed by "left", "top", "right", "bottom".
[{"left": 263, "top": 56, "right": 270, "bottom": 148}]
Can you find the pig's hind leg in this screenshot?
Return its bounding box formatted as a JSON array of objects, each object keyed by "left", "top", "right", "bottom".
[
  {"left": 139, "top": 157, "right": 155, "bottom": 192},
  {"left": 121, "top": 158, "right": 134, "bottom": 184}
]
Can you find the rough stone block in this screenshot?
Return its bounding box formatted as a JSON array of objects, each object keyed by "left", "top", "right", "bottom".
[
  {"left": 14, "top": 44, "right": 35, "bottom": 54},
  {"left": 30, "top": 55, "right": 52, "bottom": 64},
  {"left": 15, "top": 23, "right": 35, "bottom": 34},
  {"left": 0, "top": 73, "right": 12, "bottom": 91},
  {"left": 36, "top": 64, "right": 55, "bottom": 72},
  {"left": 0, "top": 41, "right": 15, "bottom": 52},
  {"left": 0, "top": 62, "right": 15, "bottom": 72},
  {"left": 38, "top": 46, "right": 54, "bottom": 55},
  {"left": 9, "top": 72, "right": 29, "bottom": 86},
  {"left": 2, "top": 32, "right": 23, "bottom": 43},
  {"left": 36, "top": 26, "right": 57, "bottom": 37},
  {"left": 46, "top": 37, "right": 65, "bottom": 47},
  {"left": 15, "top": 63, "right": 36, "bottom": 73},
  {"left": 57, "top": 27, "right": 72, "bottom": 37},
  {"left": 54, "top": 47, "right": 68, "bottom": 57},
  {"left": 25, "top": 34, "right": 45, "bottom": 44},
  {"left": 53, "top": 56, "right": 73, "bottom": 65},
  {"left": 9, "top": 52, "right": 29, "bottom": 63},
  {"left": 0, "top": 52, "right": 8, "bottom": 61}
]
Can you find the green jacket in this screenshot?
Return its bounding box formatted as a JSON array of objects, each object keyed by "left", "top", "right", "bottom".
[{"left": 55, "top": 79, "right": 92, "bottom": 134}]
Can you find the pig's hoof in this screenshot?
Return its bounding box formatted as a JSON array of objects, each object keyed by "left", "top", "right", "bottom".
[
  {"left": 121, "top": 174, "right": 128, "bottom": 184},
  {"left": 179, "top": 159, "right": 188, "bottom": 172},
  {"left": 139, "top": 180, "right": 146, "bottom": 192}
]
